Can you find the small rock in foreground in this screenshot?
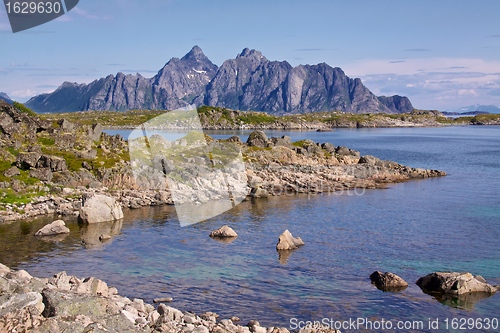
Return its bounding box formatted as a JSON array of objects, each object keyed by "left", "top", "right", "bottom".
[
  {"left": 276, "top": 230, "right": 304, "bottom": 251},
  {"left": 34, "top": 220, "right": 70, "bottom": 236},
  {"left": 370, "top": 271, "right": 408, "bottom": 292},
  {"left": 210, "top": 225, "right": 238, "bottom": 238}
]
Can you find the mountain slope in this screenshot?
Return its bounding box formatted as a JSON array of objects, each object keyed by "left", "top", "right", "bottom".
[
  {"left": 27, "top": 46, "right": 412, "bottom": 114},
  {"left": 0, "top": 92, "right": 12, "bottom": 104}
]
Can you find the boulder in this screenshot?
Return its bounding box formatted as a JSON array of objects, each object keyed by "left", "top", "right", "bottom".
[
  {"left": 276, "top": 230, "right": 304, "bottom": 251},
  {"left": 210, "top": 225, "right": 238, "bottom": 238},
  {"left": 250, "top": 187, "right": 269, "bottom": 198},
  {"left": 37, "top": 155, "right": 68, "bottom": 172},
  {"left": 35, "top": 220, "right": 70, "bottom": 237},
  {"left": 416, "top": 272, "right": 497, "bottom": 295},
  {"left": 246, "top": 131, "right": 269, "bottom": 148},
  {"left": 29, "top": 168, "right": 53, "bottom": 182},
  {"left": 79, "top": 194, "right": 124, "bottom": 223},
  {"left": 358, "top": 155, "right": 380, "bottom": 165},
  {"left": 227, "top": 136, "right": 242, "bottom": 144},
  {"left": 0, "top": 292, "right": 45, "bottom": 317},
  {"left": 3, "top": 166, "right": 20, "bottom": 177},
  {"left": 321, "top": 142, "right": 336, "bottom": 153},
  {"left": 88, "top": 123, "right": 103, "bottom": 142},
  {"left": 15, "top": 152, "right": 41, "bottom": 170},
  {"left": 57, "top": 119, "right": 75, "bottom": 131},
  {"left": 271, "top": 136, "right": 292, "bottom": 148},
  {"left": 370, "top": 271, "right": 408, "bottom": 292}
]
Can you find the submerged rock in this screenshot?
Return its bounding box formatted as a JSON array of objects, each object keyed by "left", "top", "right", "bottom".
[
  {"left": 79, "top": 194, "right": 124, "bottom": 224},
  {"left": 416, "top": 272, "right": 497, "bottom": 295},
  {"left": 370, "top": 271, "right": 408, "bottom": 292},
  {"left": 210, "top": 225, "right": 238, "bottom": 238},
  {"left": 35, "top": 220, "right": 70, "bottom": 237},
  {"left": 276, "top": 230, "right": 304, "bottom": 251}
]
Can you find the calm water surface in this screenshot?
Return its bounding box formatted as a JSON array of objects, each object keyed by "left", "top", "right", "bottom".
[{"left": 1, "top": 126, "right": 499, "bottom": 332}]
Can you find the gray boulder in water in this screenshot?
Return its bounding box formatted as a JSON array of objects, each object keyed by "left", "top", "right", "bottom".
[
  {"left": 416, "top": 272, "right": 497, "bottom": 295},
  {"left": 370, "top": 271, "right": 408, "bottom": 292}
]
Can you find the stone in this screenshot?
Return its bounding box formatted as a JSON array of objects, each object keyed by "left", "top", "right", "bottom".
[
  {"left": 3, "top": 166, "right": 20, "bottom": 177},
  {"left": 250, "top": 187, "right": 269, "bottom": 198},
  {"left": 157, "top": 304, "right": 183, "bottom": 322},
  {"left": 416, "top": 272, "right": 497, "bottom": 295},
  {"left": 358, "top": 155, "right": 380, "bottom": 165},
  {"left": 37, "top": 155, "right": 68, "bottom": 172},
  {"left": 370, "top": 271, "right": 408, "bottom": 292},
  {"left": 15, "top": 152, "right": 41, "bottom": 170},
  {"left": 154, "top": 297, "right": 173, "bottom": 303},
  {"left": 276, "top": 230, "right": 304, "bottom": 251},
  {"left": 321, "top": 142, "right": 335, "bottom": 153},
  {"left": 81, "top": 277, "right": 109, "bottom": 297},
  {"left": 35, "top": 220, "right": 70, "bottom": 237},
  {"left": 227, "top": 136, "right": 242, "bottom": 144},
  {"left": 57, "top": 119, "right": 74, "bottom": 131},
  {"left": 88, "top": 123, "right": 103, "bottom": 142},
  {"left": 193, "top": 326, "right": 210, "bottom": 333},
  {"left": 79, "top": 194, "right": 124, "bottom": 223},
  {"left": 0, "top": 263, "right": 11, "bottom": 275},
  {"left": 42, "top": 288, "right": 118, "bottom": 318},
  {"left": 30, "top": 168, "right": 53, "bottom": 182},
  {"left": 0, "top": 292, "right": 45, "bottom": 317},
  {"left": 271, "top": 136, "right": 292, "bottom": 147},
  {"left": 210, "top": 225, "right": 238, "bottom": 238},
  {"left": 246, "top": 131, "right": 269, "bottom": 148}
]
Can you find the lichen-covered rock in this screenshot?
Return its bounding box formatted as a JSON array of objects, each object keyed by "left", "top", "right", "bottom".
[{"left": 276, "top": 230, "right": 304, "bottom": 251}]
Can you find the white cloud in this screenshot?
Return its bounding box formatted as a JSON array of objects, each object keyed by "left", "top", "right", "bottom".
[{"left": 342, "top": 58, "right": 500, "bottom": 110}]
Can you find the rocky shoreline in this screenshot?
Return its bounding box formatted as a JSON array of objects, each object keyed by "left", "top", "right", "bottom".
[
  {"left": 0, "top": 101, "right": 446, "bottom": 223},
  {"left": 0, "top": 263, "right": 340, "bottom": 333}
]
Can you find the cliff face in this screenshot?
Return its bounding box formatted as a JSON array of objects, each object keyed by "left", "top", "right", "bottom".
[{"left": 27, "top": 46, "right": 413, "bottom": 114}]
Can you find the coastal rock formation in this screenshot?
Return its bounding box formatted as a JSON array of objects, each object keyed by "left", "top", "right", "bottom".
[
  {"left": 276, "top": 230, "right": 304, "bottom": 251},
  {"left": 79, "top": 194, "right": 124, "bottom": 223},
  {"left": 370, "top": 271, "right": 408, "bottom": 292},
  {"left": 27, "top": 46, "right": 411, "bottom": 114},
  {"left": 34, "top": 220, "right": 70, "bottom": 236},
  {"left": 209, "top": 225, "right": 238, "bottom": 238},
  {"left": 416, "top": 272, "right": 497, "bottom": 295},
  {"left": 0, "top": 264, "right": 326, "bottom": 333}
]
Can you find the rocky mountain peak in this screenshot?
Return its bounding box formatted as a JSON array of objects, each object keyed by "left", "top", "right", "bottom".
[
  {"left": 237, "top": 48, "right": 266, "bottom": 61},
  {"left": 181, "top": 45, "right": 207, "bottom": 61}
]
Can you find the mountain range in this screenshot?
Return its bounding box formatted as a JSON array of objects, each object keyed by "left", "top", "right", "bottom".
[
  {"left": 449, "top": 104, "right": 500, "bottom": 114},
  {"left": 26, "top": 46, "right": 413, "bottom": 114}
]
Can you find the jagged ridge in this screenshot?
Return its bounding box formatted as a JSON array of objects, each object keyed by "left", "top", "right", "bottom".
[{"left": 27, "top": 46, "right": 413, "bottom": 114}]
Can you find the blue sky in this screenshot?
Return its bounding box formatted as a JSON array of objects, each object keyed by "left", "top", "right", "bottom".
[{"left": 1, "top": 0, "right": 500, "bottom": 110}]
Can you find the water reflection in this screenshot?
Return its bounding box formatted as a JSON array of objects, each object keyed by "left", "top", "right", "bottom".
[{"left": 80, "top": 219, "right": 124, "bottom": 249}]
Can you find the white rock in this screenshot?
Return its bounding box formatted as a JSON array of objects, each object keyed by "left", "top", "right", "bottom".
[
  {"left": 209, "top": 225, "right": 238, "bottom": 238},
  {"left": 276, "top": 230, "right": 304, "bottom": 250},
  {"left": 35, "top": 220, "right": 70, "bottom": 236},
  {"left": 79, "top": 194, "right": 124, "bottom": 223}
]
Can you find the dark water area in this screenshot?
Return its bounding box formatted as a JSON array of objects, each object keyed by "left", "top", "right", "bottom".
[{"left": 1, "top": 126, "right": 499, "bottom": 332}]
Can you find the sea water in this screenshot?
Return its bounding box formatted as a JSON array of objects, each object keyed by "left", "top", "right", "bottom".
[{"left": 1, "top": 126, "right": 499, "bottom": 332}]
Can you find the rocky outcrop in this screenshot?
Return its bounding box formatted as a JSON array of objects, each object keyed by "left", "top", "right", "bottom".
[
  {"left": 1, "top": 264, "right": 326, "bottom": 333},
  {"left": 79, "top": 194, "right": 124, "bottom": 223},
  {"left": 416, "top": 272, "right": 497, "bottom": 295},
  {"left": 27, "top": 47, "right": 411, "bottom": 114},
  {"left": 370, "top": 271, "right": 408, "bottom": 292},
  {"left": 209, "top": 225, "right": 238, "bottom": 238},
  {"left": 276, "top": 230, "right": 304, "bottom": 251},
  {"left": 34, "top": 220, "right": 70, "bottom": 236}
]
